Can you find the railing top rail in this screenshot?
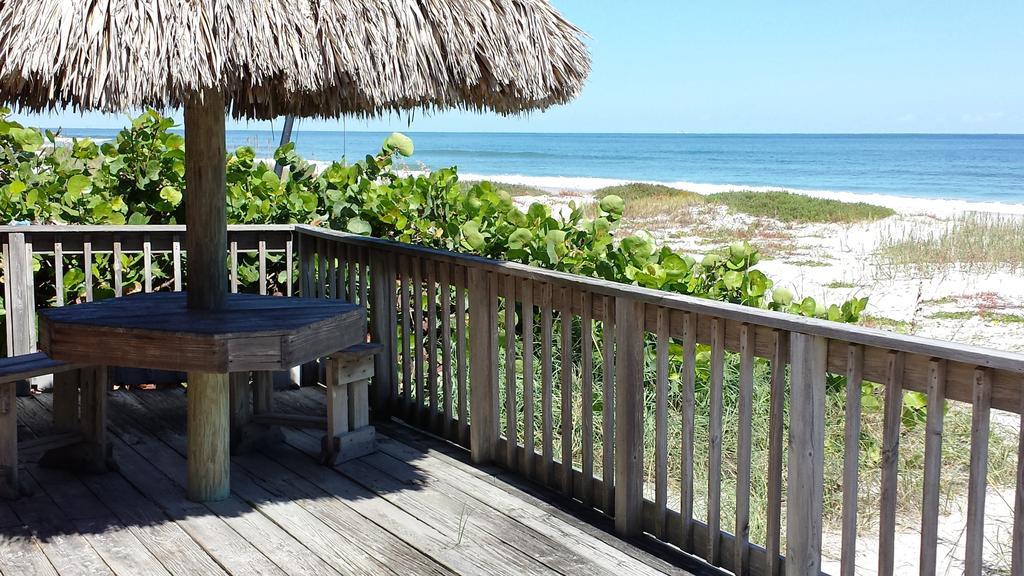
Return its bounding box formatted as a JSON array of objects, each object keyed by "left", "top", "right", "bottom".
[
  {"left": 295, "top": 225, "right": 1024, "bottom": 375},
  {"left": 0, "top": 224, "right": 296, "bottom": 234}
]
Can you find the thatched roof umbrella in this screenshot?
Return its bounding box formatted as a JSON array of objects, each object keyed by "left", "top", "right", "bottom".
[{"left": 0, "top": 0, "right": 589, "bottom": 311}]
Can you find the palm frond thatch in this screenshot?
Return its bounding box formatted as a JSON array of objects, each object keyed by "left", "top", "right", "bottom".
[{"left": 0, "top": 0, "right": 589, "bottom": 119}]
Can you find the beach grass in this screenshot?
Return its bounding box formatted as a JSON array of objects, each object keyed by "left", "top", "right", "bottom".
[
  {"left": 927, "top": 310, "right": 1024, "bottom": 324},
  {"left": 592, "top": 182, "right": 705, "bottom": 223},
  {"left": 461, "top": 180, "right": 550, "bottom": 197},
  {"left": 877, "top": 212, "right": 1024, "bottom": 272},
  {"left": 706, "top": 190, "right": 895, "bottom": 223}
]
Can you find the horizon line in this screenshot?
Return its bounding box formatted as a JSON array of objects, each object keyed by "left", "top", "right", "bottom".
[{"left": 48, "top": 127, "right": 1024, "bottom": 137}]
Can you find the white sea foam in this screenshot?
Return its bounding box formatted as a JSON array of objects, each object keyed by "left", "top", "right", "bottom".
[{"left": 456, "top": 172, "right": 1024, "bottom": 218}]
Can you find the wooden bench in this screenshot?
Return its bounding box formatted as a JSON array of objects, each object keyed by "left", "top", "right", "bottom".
[
  {"left": 234, "top": 343, "right": 379, "bottom": 464},
  {"left": 0, "top": 352, "right": 112, "bottom": 499}
]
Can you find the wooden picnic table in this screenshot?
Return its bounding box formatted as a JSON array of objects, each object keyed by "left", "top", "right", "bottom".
[{"left": 37, "top": 291, "right": 365, "bottom": 501}]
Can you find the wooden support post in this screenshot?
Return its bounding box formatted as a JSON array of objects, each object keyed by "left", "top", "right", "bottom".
[
  {"left": 187, "top": 371, "right": 230, "bottom": 502},
  {"left": 4, "top": 233, "right": 36, "bottom": 359},
  {"left": 786, "top": 333, "right": 827, "bottom": 576},
  {"left": 297, "top": 233, "right": 320, "bottom": 387},
  {"left": 322, "top": 349, "right": 376, "bottom": 465},
  {"left": 52, "top": 369, "right": 81, "bottom": 432},
  {"left": 229, "top": 371, "right": 251, "bottom": 453},
  {"left": 468, "top": 268, "right": 498, "bottom": 464},
  {"left": 79, "top": 366, "right": 111, "bottom": 470},
  {"left": 183, "top": 90, "right": 227, "bottom": 311},
  {"left": 0, "top": 379, "right": 18, "bottom": 499},
  {"left": 253, "top": 371, "right": 274, "bottom": 415},
  {"left": 614, "top": 298, "right": 645, "bottom": 537},
  {"left": 370, "top": 250, "right": 396, "bottom": 414}
]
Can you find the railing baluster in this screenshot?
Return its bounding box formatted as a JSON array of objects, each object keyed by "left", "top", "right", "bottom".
[
  {"left": 1012, "top": 402, "right": 1023, "bottom": 576},
  {"left": 919, "top": 358, "right": 946, "bottom": 575},
  {"left": 655, "top": 306, "right": 670, "bottom": 539},
  {"left": 679, "top": 311, "right": 697, "bottom": 550},
  {"left": 173, "top": 234, "right": 182, "bottom": 291},
  {"left": 426, "top": 261, "right": 438, "bottom": 426},
  {"left": 707, "top": 317, "right": 725, "bottom": 565},
  {"left": 317, "top": 238, "right": 327, "bottom": 298},
  {"left": 522, "top": 280, "right": 536, "bottom": 477},
  {"left": 230, "top": 240, "right": 239, "bottom": 293},
  {"left": 413, "top": 258, "right": 424, "bottom": 419},
  {"left": 735, "top": 323, "right": 755, "bottom": 575},
  {"left": 112, "top": 239, "right": 122, "bottom": 297},
  {"left": 541, "top": 282, "right": 554, "bottom": 486},
  {"left": 560, "top": 287, "right": 574, "bottom": 496},
  {"left": 765, "top": 329, "right": 787, "bottom": 576},
  {"left": 400, "top": 256, "right": 412, "bottom": 408},
  {"left": 841, "top": 344, "right": 865, "bottom": 576},
  {"left": 601, "top": 296, "right": 616, "bottom": 514},
  {"left": 143, "top": 233, "right": 152, "bottom": 292},
  {"left": 258, "top": 236, "right": 267, "bottom": 296},
  {"left": 285, "top": 237, "right": 293, "bottom": 297},
  {"left": 878, "top": 351, "right": 905, "bottom": 576},
  {"left": 83, "top": 236, "right": 93, "bottom": 301},
  {"left": 346, "top": 244, "right": 357, "bottom": 302},
  {"left": 455, "top": 266, "right": 468, "bottom": 446},
  {"left": 965, "top": 368, "right": 992, "bottom": 576},
  {"left": 787, "top": 332, "right": 827, "bottom": 576},
  {"left": 440, "top": 263, "right": 453, "bottom": 437},
  {"left": 580, "top": 291, "right": 594, "bottom": 506},
  {"left": 504, "top": 274, "right": 517, "bottom": 470},
  {"left": 54, "top": 242, "right": 65, "bottom": 306},
  {"left": 364, "top": 247, "right": 372, "bottom": 305}
]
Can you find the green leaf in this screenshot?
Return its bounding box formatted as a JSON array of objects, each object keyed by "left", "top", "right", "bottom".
[
  {"left": 66, "top": 174, "right": 92, "bottom": 198},
  {"left": 382, "top": 132, "right": 415, "bottom": 157},
  {"left": 346, "top": 218, "right": 372, "bottom": 235},
  {"left": 159, "top": 186, "right": 182, "bottom": 206}
]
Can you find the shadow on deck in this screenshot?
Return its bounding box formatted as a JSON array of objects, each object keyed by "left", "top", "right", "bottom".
[{"left": 1, "top": 387, "right": 717, "bottom": 576}]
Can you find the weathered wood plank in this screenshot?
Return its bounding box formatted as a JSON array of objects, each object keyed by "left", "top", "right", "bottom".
[
  {"left": 426, "top": 262, "right": 439, "bottom": 424},
  {"left": 764, "top": 329, "right": 787, "bottom": 576},
  {"left": 560, "top": 287, "right": 574, "bottom": 495},
  {"left": 735, "top": 323, "right": 755, "bottom": 575},
  {"left": 602, "top": 295, "right": 616, "bottom": 516},
  {"left": 964, "top": 368, "right": 991, "bottom": 576},
  {"left": 541, "top": 282, "right": 555, "bottom": 486},
  {"left": 654, "top": 306, "right": 669, "bottom": 539},
  {"left": 614, "top": 298, "right": 644, "bottom": 537},
  {"left": 878, "top": 351, "right": 905, "bottom": 576},
  {"left": 455, "top": 266, "right": 468, "bottom": 446},
  {"left": 439, "top": 263, "right": 453, "bottom": 437},
  {"left": 707, "top": 317, "right": 725, "bottom": 565},
  {"left": 680, "top": 311, "right": 697, "bottom": 550},
  {"left": 786, "top": 332, "right": 826, "bottom": 576},
  {"left": 183, "top": 93, "right": 227, "bottom": 310},
  {"left": 413, "top": 258, "right": 425, "bottom": 417},
  {"left": 504, "top": 274, "right": 517, "bottom": 470},
  {"left": 468, "top": 268, "right": 498, "bottom": 464},
  {"left": 580, "top": 290, "right": 594, "bottom": 506},
  {"left": 840, "top": 344, "right": 864, "bottom": 576},
  {"left": 521, "top": 280, "right": 535, "bottom": 477},
  {"left": 919, "top": 358, "right": 946, "bottom": 576}
]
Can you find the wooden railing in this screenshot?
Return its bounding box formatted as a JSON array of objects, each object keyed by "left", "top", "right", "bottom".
[{"left": 3, "top": 224, "right": 1023, "bottom": 576}]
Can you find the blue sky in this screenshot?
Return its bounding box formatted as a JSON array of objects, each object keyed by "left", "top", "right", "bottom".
[{"left": 11, "top": 0, "right": 1024, "bottom": 134}]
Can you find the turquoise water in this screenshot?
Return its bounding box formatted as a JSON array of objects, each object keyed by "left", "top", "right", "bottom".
[{"left": 60, "top": 130, "right": 1024, "bottom": 205}]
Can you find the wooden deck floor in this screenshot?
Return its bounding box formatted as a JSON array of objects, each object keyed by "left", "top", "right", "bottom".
[{"left": 1, "top": 387, "right": 703, "bottom": 576}]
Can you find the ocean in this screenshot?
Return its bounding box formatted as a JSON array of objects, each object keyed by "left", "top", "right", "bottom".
[{"left": 60, "top": 129, "right": 1024, "bottom": 211}]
